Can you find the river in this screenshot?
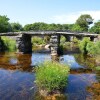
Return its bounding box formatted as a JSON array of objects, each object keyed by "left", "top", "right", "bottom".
[{"left": 0, "top": 50, "right": 99, "bottom": 100}]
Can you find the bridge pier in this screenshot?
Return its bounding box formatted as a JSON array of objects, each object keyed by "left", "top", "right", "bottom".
[
  {"left": 16, "top": 34, "right": 32, "bottom": 54},
  {"left": 90, "top": 36, "right": 94, "bottom": 41},
  {"left": 64, "top": 35, "right": 74, "bottom": 42},
  {"left": 76, "top": 36, "right": 83, "bottom": 40},
  {"left": 90, "top": 36, "right": 99, "bottom": 42},
  {"left": 50, "top": 35, "right": 60, "bottom": 56}
]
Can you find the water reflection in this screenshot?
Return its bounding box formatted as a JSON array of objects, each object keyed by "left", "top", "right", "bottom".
[
  {"left": 31, "top": 53, "right": 50, "bottom": 66},
  {"left": 74, "top": 54, "right": 96, "bottom": 68},
  {"left": 0, "top": 52, "right": 32, "bottom": 72},
  {"left": 66, "top": 74, "right": 97, "bottom": 100},
  {"left": 0, "top": 52, "right": 99, "bottom": 100},
  {"left": 17, "top": 54, "right": 32, "bottom": 71},
  {"left": 60, "top": 55, "right": 84, "bottom": 69},
  {"left": 0, "top": 69, "right": 35, "bottom": 100}
]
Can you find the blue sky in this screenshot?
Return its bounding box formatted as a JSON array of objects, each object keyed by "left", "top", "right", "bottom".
[{"left": 0, "top": 0, "right": 100, "bottom": 26}]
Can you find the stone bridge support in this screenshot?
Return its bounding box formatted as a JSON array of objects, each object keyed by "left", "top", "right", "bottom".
[
  {"left": 16, "top": 34, "right": 32, "bottom": 54},
  {"left": 64, "top": 35, "right": 74, "bottom": 42},
  {"left": 50, "top": 35, "right": 60, "bottom": 56},
  {"left": 76, "top": 36, "right": 83, "bottom": 41},
  {"left": 90, "top": 36, "right": 95, "bottom": 41},
  {"left": 90, "top": 36, "right": 100, "bottom": 42}
]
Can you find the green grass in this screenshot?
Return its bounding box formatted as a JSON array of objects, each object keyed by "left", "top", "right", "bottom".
[
  {"left": 1, "top": 36, "right": 16, "bottom": 51},
  {"left": 35, "top": 61, "right": 70, "bottom": 93},
  {"left": 95, "top": 66, "right": 100, "bottom": 71},
  {"left": 32, "top": 36, "right": 46, "bottom": 46}
]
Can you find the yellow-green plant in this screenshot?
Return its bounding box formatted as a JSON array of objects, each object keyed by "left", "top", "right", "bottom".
[
  {"left": 79, "top": 38, "right": 100, "bottom": 56},
  {"left": 79, "top": 37, "right": 90, "bottom": 54},
  {"left": 1, "top": 36, "right": 16, "bottom": 51},
  {"left": 32, "top": 36, "right": 45, "bottom": 45},
  {"left": 35, "top": 61, "right": 70, "bottom": 92}
]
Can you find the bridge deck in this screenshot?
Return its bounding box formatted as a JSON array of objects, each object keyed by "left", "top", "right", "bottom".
[{"left": 0, "top": 31, "right": 98, "bottom": 37}]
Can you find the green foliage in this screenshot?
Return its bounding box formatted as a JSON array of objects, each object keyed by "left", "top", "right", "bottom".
[
  {"left": 24, "top": 22, "right": 48, "bottom": 31},
  {"left": 89, "top": 21, "right": 100, "bottom": 34},
  {"left": 71, "top": 24, "right": 83, "bottom": 32},
  {"left": 0, "top": 15, "right": 11, "bottom": 33},
  {"left": 79, "top": 38, "right": 100, "bottom": 56},
  {"left": 95, "top": 66, "right": 100, "bottom": 71},
  {"left": 23, "top": 22, "right": 74, "bottom": 31},
  {"left": 86, "top": 41, "right": 100, "bottom": 56},
  {"left": 86, "top": 42, "right": 96, "bottom": 55},
  {"left": 35, "top": 61, "right": 69, "bottom": 92},
  {"left": 1, "top": 36, "right": 16, "bottom": 51},
  {"left": 11, "top": 22, "right": 23, "bottom": 32},
  {"left": 79, "top": 37, "right": 90, "bottom": 54},
  {"left": 23, "top": 24, "right": 33, "bottom": 31},
  {"left": 73, "top": 37, "right": 79, "bottom": 43},
  {"left": 32, "top": 36, "right": 45, "bottom": 45},
  {"left": 76, "top": 14, "right": 93, "bottom": 32},
  {"left": 60, "top": 35, "right": 66, "bottom": 43}
]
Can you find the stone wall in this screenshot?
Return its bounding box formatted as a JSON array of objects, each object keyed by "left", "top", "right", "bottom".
[
  {"left": 16, "top": 34, "right": 32, "bottom": 53},
  {"left": 50, "top": 35, "right": 60, "bottom": 55}
]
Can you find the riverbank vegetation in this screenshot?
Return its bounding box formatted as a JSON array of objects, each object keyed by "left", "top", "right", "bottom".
[
  {"left": 32, "top": 36, "right": 46, "bottom": 46},
  {"left": 79, "top": 37, "right": 100, "bottom": 56},
  {"left": 1, "top": 36, "right": 16, "bottom": 51},
  {"left": 35, "top": 61, "right": 70, "bottom": 95}
]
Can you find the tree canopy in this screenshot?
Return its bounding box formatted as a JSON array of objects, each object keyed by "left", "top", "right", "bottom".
[
  {"left": 1, "top": 14, "right": 100, "bottom": 34},
  {"left": 23, "top": 22, "right": 73, "bottom": 31},
  {"left": 75, "top": 14, "right": 93, "bottom": 32},
  {"left": 89, "top": 21, "right": 100, "bottom": 34},
  {"left": 0, "top": 15, "right": 11, "bottom": 33},
  {"left": 10, "top": 22, "right": 23, "bottom": 32}
]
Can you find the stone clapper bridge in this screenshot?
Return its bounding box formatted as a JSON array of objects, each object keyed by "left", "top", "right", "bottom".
[{"left": 0, "top": 31, "right": 99, "bottom": 55}]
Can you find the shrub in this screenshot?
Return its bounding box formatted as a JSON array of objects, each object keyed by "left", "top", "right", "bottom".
[
  {"left": 95, "top": 66, "right": 100, "bottom": 71},
  {"left": 35, "top": 61, "right": 70, "bottom": 93},
  {"left": 1, "top": 36, "right": 16, "bottom": 51},
  {"left": 86, "top": 42, "right": 96, "bottom": 55},
  {"left": 79, "top": 37, "right": 90, "bottom": 54},
  {"left": 32, "top": 36, "right": 45, "bottom": 45},
  {"left": 79, "top": 38, "right": 100, "bottom": 56},
  {"left": 86, "top": 41, "right": 100, "bottom": 56},
  {"left": 60, "top": 35, "right": 66, "bottom": 43}
]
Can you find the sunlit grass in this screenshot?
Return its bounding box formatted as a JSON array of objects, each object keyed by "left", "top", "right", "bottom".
[
  {"left": 1, "top": 36, "right": 16, "bottom": 51},
  {"left": 35, "top": 61, "right": 70, "bottom": 93}
]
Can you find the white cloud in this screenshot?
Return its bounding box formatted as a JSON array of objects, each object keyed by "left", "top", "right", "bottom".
[{"left": 50, "top": 10, "right": 100, "bottom": 24}]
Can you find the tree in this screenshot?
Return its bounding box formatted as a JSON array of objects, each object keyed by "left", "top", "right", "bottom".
[
  {"left": 71, "top": 24, "right": 83, "bottom": 32},
  {"left": 47, "top": 23, "right": 58, "bottom": 30},
  {"left": 75, "top": 14, "right": 93, "bottom": 32},
  {"left": 24, "top": 22, "right": 48, "bottom": 31},
  {"left": 11, "top": 22, "right": 23, "bottom": 32},
  {"left": 24, "top": 24, "right": 33, "bottom": 31},
  {"left": 89, "top": 21, "right": 100, "bottom": 34},
  {"left": 0, "top": 15, "right": 11, "bottom": 33}
]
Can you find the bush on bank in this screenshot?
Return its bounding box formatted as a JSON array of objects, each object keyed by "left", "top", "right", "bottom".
[
  {"left": 32, "top": 36, "right": 46, "bottom": 46},
  {"left": 1, "top": 36, "right": 16, "bottom": 51},
  {"left": 35, "top": 61, "right": 70, "bottom": 94},
  {"left": 79, "top": 37, "right": 100, "bottom": 56}
]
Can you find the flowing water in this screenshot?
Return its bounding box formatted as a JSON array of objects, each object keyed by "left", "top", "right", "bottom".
[{"left": 0, "top": 50, "right": 100, "bottom": 100}]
